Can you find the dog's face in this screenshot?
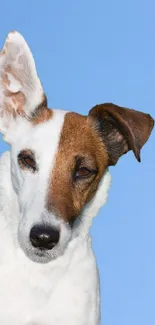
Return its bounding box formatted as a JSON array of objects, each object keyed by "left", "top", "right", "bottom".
[{"left": 0, "top": 31, "right": 154, "bottom": 263}]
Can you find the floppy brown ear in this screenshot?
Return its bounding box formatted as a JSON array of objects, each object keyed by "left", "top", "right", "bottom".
[{"left": 89, "top": 103, "right": 154, "bottom": 166}]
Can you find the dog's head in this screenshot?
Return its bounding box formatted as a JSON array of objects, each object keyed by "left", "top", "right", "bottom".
[{"left": 0, "top": 31, "right": 154, "bottom": 263}]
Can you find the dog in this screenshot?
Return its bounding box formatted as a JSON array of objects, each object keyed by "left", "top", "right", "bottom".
[{"left": 0, "top": 31, "right": 154, "bottom": 325}]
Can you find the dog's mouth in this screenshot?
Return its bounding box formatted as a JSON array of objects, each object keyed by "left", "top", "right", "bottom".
[
  {"left": 35, "top": 249, "right": 49, "bottom": 257},
  {"left": 23, "top": 245, "right": 60, "bottom": 264}
]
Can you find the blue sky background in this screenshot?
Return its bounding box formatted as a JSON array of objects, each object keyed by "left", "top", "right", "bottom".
[{"left": 0, "top": 1, "right": 155, "bottom": 324}]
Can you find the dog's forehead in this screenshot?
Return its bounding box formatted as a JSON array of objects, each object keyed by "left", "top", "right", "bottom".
[
  {"left": 14, "top": 109, "right": 98, "bottom": 158},
  {"left": 14, "top": 109, "right": 66, "bottom": 154}
]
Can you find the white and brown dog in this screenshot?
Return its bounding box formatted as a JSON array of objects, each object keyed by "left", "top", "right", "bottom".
[{"left": 0, "top": 31, "right": 154, "bottom": 325}]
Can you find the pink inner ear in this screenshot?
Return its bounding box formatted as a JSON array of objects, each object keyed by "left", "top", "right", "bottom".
[
  {"left": 1, "top": 69, "right": 26, "bottom": 117},
  {"left": 0, "top": 31, "right": 45, "bottom": 122},
  {"left": 6, "top": 72, "right": 21, "bottom": 93},
  {"left": 10, "top": 92, "right": 26, "bottom": 115}
]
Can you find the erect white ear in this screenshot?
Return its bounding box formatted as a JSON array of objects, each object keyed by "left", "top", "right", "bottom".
[{"left": 0, "top": 31, "right": 46, "bottom": 135}]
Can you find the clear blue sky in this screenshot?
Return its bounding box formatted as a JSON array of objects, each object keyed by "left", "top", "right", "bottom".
[{"left": 0, "top": 1, "right": 155, "bottom": 324}]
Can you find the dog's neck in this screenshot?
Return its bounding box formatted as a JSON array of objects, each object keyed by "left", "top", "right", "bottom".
[{"left": 0, "top": 151, "right": 111, "bottom": 270}]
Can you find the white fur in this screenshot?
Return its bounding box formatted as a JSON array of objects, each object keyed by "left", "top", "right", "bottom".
[
  {"left": 10, "top": 109, "right": 73, "bottom": 264},
  {"left": 0, "top": 149, "right": 111, "bottom": 325},
  {"left": 0, "top": 31, "right": 112, "bottom": 325}
]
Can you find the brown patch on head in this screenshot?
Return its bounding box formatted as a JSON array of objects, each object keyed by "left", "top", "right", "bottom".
[
  {"left": 46, "top": 103, "right": 154, "bottom": 224},
  {"left": 46, "top": 112, "right": 108, "bottom": 224}
]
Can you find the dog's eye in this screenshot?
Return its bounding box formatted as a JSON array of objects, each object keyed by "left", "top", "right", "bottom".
[
  {"left": 18, "top": 152, "right": 36, "bottom": 172},
  {"left": 74, "top": 167, "right": 97, "bottom": 179}
]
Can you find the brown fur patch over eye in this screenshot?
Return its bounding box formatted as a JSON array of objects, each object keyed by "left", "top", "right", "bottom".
[{"left": 46, "top": 112, "right": 109, "bottom": 224}]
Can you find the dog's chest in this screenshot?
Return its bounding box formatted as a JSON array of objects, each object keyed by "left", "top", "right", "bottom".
[
  {"left": 0, "top": 244, "right": 99, "bottom": 325},
  {"left": 0, "top": 240, "right": 69, "bottom": 324},
  {"left": 0, "top": 258, "right": 53, "bottom": 324}
]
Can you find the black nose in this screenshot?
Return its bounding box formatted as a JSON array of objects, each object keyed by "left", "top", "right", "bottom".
[{"left": 30, "top": 225, "right": 60, "bottom": 250}]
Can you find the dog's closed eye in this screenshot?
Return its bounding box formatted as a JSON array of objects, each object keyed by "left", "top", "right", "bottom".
[
  {"left": 74, "top": 167, "right": 97, "bottom": 179},
  {"left": 73, "top": 156, "right": 98, "bottom": 181},
  {"left": 18, "top": 150, "right": 37, "bottom": 172}
]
